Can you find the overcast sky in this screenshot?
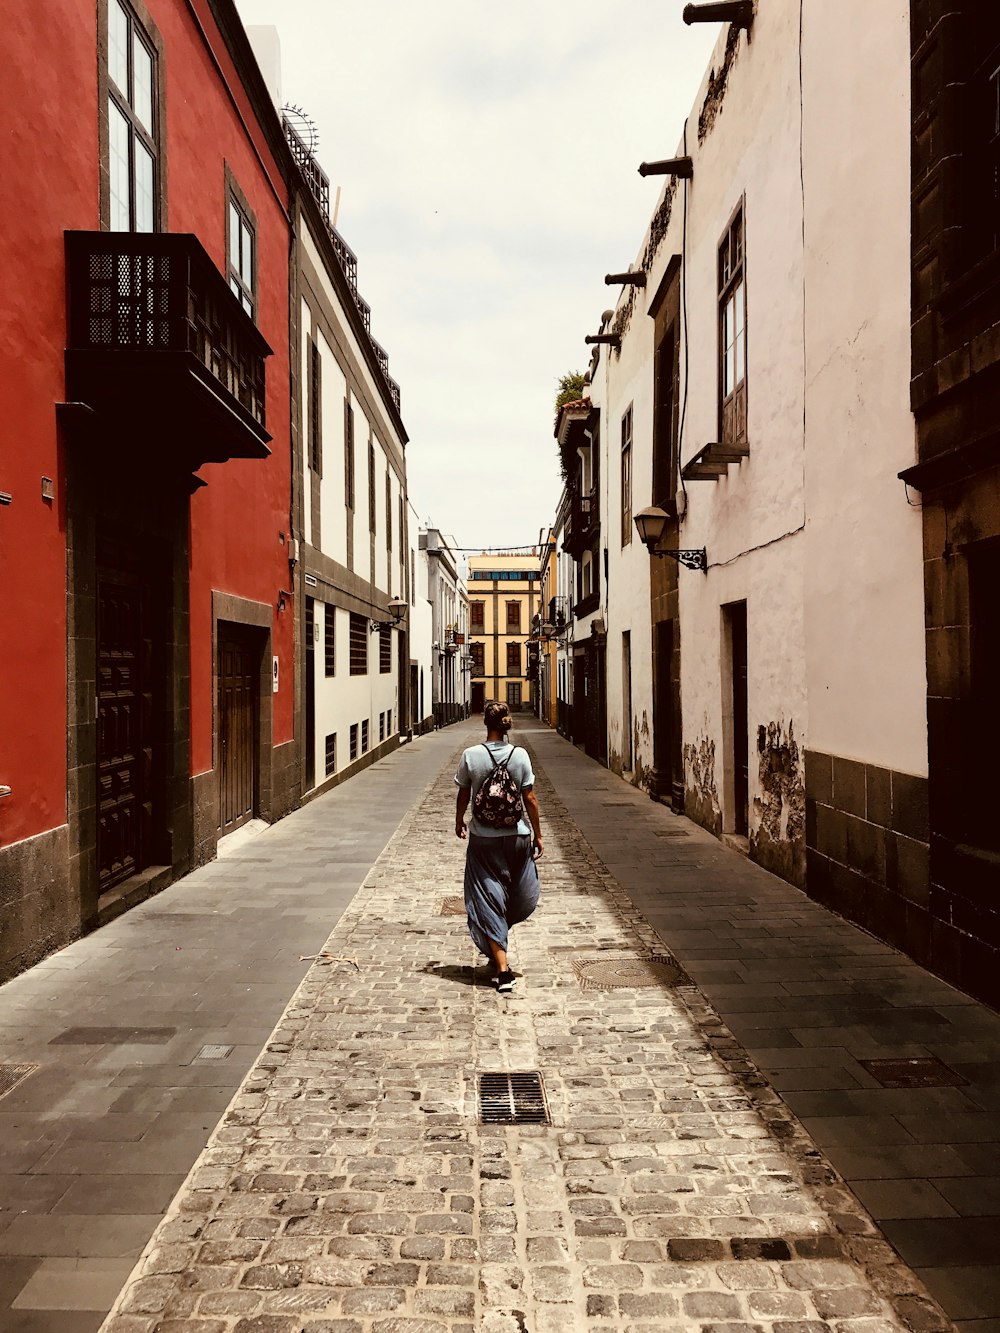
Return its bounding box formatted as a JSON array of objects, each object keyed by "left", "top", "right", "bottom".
[{"left": 234, "top": 0, "right": 718, "bottom": 552}]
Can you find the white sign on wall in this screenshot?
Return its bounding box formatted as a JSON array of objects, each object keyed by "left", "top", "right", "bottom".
[{"left": 272, "top": 656, "right": 279, "bottom": 693}]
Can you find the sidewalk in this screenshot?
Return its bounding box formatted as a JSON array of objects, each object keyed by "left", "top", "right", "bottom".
[
  {"left": 0, "top": 729, "right": 460, "bottom": 1332},
  {"left": 0, "top": 718, "right": 995, "bottom": 1330}
]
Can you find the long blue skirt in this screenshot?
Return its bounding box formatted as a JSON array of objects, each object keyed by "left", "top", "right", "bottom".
[{"left": 464, "top": 834, "right": 540, "bottom": 957}]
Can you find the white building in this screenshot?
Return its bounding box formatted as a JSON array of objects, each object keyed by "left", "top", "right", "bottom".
[
  {"left": 406, "top": 497, "right": 435, "bottom": 736},
  {"left": 289, "top": 124, "right": 414, "bottom": 794},
  {"left": 421, "top": 528, "right": 469, "bottom": 727},
  {"left": 584, "top": 0, "right": 924, "bottom": 896}
]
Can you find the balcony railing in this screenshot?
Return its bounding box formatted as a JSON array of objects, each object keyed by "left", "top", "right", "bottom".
[
  {"left": 282, "top": 114, "right": 401, "bottom": 416},
  {"left": 66, "top": 231, "right": 272, "bottom": 462}
]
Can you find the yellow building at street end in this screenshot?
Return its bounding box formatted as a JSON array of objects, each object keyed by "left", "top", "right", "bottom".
[{"left": 467, "top": 553, "right": 542, "bottom": 715}]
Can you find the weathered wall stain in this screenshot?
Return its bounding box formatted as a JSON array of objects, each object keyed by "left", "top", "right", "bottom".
[
  {"left": 698, "top": 17, "right": 746, "bottom": 144},
  {"left": 750, "top": 719, "right": 806, "bottom": 887},
  {"left": 613, "top": 179, "right": 679, "bottom": 349},
  {"left": 633, "top": 710, "right": 652, "bottom": 792},
  {"left": 684, "top": 734, "right": 721, "bottom": 835}
]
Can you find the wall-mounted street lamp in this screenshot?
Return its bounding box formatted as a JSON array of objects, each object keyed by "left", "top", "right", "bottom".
[
  {"left": 638, "top": 157, "right": 693, "bottom": 179},
  {"left": 605, "top": 271, "right": 647, "bottom": 287},
  {"left": 370, "top": 596, "right": 408, "bottom": 634},
  {"left": 634, "top": 506, "right": 707, "bottom": 572},
  {"left": 683, "top": 1, "right": 754, "bottom": 29}
]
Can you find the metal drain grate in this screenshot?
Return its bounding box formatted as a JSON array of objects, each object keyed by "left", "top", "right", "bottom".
[
  {"left": 859, "top": 1056, "right": 968, "bottom": 1089},
  {"left": 573, "top": 954, "right": 690, "bottom": 990},
  {"left": 439, "top": 896, "right": 466, "bottom": 916},
  {"left": 0, "top": 1063, "right": 38, "bottom": 1102},
  {"left": 195, "top": 1044, "right": 234, "bottom": 1061},
  {"left": 478, "top": 1071, "right": 550, "bottom": 1125}
]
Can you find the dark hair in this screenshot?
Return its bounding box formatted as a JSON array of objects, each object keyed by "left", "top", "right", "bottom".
[{"left": 484, "top": 700, "right": 512, "bottom": 732}]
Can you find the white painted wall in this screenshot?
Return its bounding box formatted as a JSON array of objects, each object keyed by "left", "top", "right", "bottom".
[
  {"left": 585, "top": 0, "right": 922, "bottom": 879},
  {"left": 298, "top": 213, "right": 411, "bottom": 782},
  {"left": 802, "top": 0, "right": 926, "bottom": 777}
]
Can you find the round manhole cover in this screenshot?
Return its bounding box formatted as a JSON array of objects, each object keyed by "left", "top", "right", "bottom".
[{"left": 573, "top": 956, "right": 688, "bottom": 990}]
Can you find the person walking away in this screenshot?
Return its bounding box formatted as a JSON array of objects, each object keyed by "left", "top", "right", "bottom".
[{"left": 454, "top": 700, "right": 543, "bottom": 993}]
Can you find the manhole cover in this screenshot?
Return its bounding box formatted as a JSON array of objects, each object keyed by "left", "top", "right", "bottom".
[
  {"left": 195, "top": 1044, "right": 234, "bottom": 1061},
  {"left": 478, "top": 1071, "right": 550, "bottom": 1125},
  {"left": 859, "top": 1056, "right": 968, "bottom": 1089},
  {"left": 0, "top": 1063, "right": 37, "bottom": 1102},
  {"left": 49, "top": 1027, "right": 177, "bottom": 1045},
  {"left": 573, "top": 955, "right": 690, "bottom": 990},
  {"left": 440, "top": 897, "right": 466, "bottom": 916}
]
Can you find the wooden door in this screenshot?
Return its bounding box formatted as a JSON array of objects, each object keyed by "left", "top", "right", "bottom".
[
  {"left": 97, "top": 573, "right": 150, "bottom": 890},
  {"left": 219, "top": 630, "right": 258, "bottom": 833},
  {"left": 729, "top": 602, "right": 749, "bottom": 835}
]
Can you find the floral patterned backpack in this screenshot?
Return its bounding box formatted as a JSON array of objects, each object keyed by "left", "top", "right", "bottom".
[{"left": 472, "top": 745, "right": 524, "bottom": 829}]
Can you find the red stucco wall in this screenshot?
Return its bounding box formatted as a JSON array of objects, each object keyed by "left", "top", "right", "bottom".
[
  {"left": 0, "top": 2, "right": 99, "bottom": 843},
  {"left": 0, "top": 0, "right": 292, "bottom": 851},
  {"left": 148, "top": 0, "right": 292, "bottom": 772}
]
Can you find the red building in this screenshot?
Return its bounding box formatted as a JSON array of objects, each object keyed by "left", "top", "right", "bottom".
[{"left": 0, "top": 0, "right": 298, "bottom": 979}]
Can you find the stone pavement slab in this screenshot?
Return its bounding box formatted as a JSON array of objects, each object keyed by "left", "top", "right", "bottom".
[{"left": 97, "top": 720, "right": 952, "bottom": 1333}]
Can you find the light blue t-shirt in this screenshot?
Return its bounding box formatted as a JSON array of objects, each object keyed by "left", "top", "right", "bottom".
[{"left": 455, "top": 741, "right": 535, "bottom": 838}]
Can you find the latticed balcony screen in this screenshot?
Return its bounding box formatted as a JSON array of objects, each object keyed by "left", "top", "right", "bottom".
[{"left": 66, "top": 231, "right": 267, "bottom": 429}]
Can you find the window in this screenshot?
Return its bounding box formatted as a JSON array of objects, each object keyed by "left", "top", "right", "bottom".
[
  {"left": 305, "top": 596, "right": 315, "bottom": 650},
  {"left": 719, "top": 206, "right": 747, "bottom": 448},
  {"left": 470, "top": 601, "right": 485, "bottom": 632},
  {"left": 471, "top": 642, "right": 485, "bottom": 676},
  {"left": 506, "top": 682, "right": 522, "bottom": 710},
  {"left": 325, "top": 732, "right": 336, "bottom": 777},
  {"left": 386, "top": 707, "right": 392, "bottom": 734},
  {"left": 227, "top": 196, "right": 255, "bottom": 319},
  {"left": 324, "top": 604, "right": 335, "bottom": 676},
  {"left": 506, "top": 641, "right": 521, "bottom": 676},
  {"left": 652, "top": 261, "right": 681, "bottom": 510},
  {"left": 361, "top": 719, "right": 369, "bottom": 754},
  {"left": 107, "top": 0, "right": 159, "bottom": 232},
  {"left": 621, "top": 405, "right": 633, "bottom": 546},
  {"left": 368, "top": 442, "right": 376, "bottom": 532},
  {"left": 308, "top": 336, "right": 322, "bottom": 474},
  {"left": 379, "top": 712, "right": 385, "bottom": 742},
  {"left": 345, "top": 400, "right": 355, "bottom": 509},
  {"left": 350, "top": 723, "right": 358, "bottom": 760},
  {"left": 506, "top": 601, "right": 521, "bottom": 631},
  {"left": 411, "top": 550, "right": 416, "bottom": 607},
  {"left": 349, "top": 612, "right": 367, "bottom": 675},
  {"left": 385, "top": 474, "right": 393, "bottom": 552},
  {"left": 379, "top": 625, "right": 391, "bottom": 673}
]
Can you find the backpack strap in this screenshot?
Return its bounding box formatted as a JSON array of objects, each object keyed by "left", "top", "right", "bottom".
[{"left": 481, "top": 743, "right": 498, "bottom": 769}]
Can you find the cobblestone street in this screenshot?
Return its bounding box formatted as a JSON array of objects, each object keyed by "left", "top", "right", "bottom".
[{"left": 90, "top": 722, "right": 952, "bottom": 1333}]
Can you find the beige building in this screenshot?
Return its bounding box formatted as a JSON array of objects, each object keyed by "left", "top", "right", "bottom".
[{"left": 467, "top": 554, "right": 541, "bottom": 714}]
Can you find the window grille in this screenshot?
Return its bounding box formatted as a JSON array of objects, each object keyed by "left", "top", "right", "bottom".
[
  {"left": 361, "top": 719, "right": 369, "bottom": 753},
  {"left": 379, "top": 625, "right": 391, "bottom": 673},
  {"left": 325, "top": 732, "right": 336, "bottom": 776},
  {"left": 349, "top": 723, "right": 358, "bottom": 759},
  {"left": 349, "top": 612, "right": 367, "bottom": 675},
  {"left": 324, "top": 604, "right": 335, "bottom": 676}
]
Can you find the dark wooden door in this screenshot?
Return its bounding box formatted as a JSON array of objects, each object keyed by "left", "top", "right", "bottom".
[
  {"left": 730, "top": 602, "right": 749, "bottom": 835},
  {"left": 304, "top": 598, "right": 315, "bottom": 790},
  {"left": 97, "top": 573, "right": 150, "bottom": 891},
  {"left": 471, "top": 682, "right": 485, "bottom": 714},
  {"left": 219, "top": 630, "right": 258, "bottom": 833},
  {"left": 653, "top": 619, "right": 677, "bottom": 799}
]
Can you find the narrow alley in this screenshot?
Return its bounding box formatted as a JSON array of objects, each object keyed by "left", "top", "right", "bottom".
[{"left": 1, "top": 721, "right": 998, "bottom": 1332}]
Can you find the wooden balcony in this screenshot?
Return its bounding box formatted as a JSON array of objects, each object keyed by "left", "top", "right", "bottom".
[
  {"left": 65, "top": 231, "right": 272, "bottom": 468},
  {"left": 563, "top": 488, "right": 599, "bottom": 558}
]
